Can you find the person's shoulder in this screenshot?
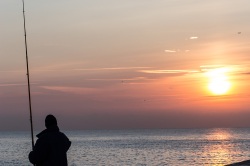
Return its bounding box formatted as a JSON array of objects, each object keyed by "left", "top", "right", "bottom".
[
  {"left": 35, "top": 132, "right": 51, "bottom": 145},
  {"left": 58, "top": 131, "right": 69, "bottom": 138},
  {"left": 58, "top": 132, "right": 71, "bottom": 143},
  {"left": 39, "top": 130, "right": 58, "bottom": 139},
  {"left": 38, "top": 132, "right": 52, "bottom": 141}
]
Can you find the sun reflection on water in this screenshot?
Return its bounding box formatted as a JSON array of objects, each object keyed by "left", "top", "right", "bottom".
[
  {"left": 203, "top": 129, "right": 234, "bottom": 165},
  {"left": 206, "top": 128, "right": 232, "bottom": 141}
]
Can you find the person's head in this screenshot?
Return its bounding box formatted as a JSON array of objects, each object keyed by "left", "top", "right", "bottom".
[{"left": 45, "top": 114, "right": 57, "bottom": 128}]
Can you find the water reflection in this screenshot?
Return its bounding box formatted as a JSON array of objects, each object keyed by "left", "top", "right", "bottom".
[
  {"left": 206, "top": 128, "right": 232, "bottom": 141},
  {"left": 203, "top": 129, "right": 233, "bottom": 165}
]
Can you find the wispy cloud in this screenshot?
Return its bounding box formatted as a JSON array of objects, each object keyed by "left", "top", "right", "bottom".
[
  {"left": 40, "top": 86, "right": 99, "bottom": 95},
  {"left": 241, "top": 72, "right": 250, "bottom": 75},
  {"left": 139, "top": 69, "right": 199, "bottom": 74},
  {"left": 73, "top": 67, "right": 151, "bottom": 71},
  {"left": 22, "top": 66, "right": 152, "bottom": 73},
  {"left": 165, "top": 49, "right": 191, "bottom": 53},
  {"left": 199, "top": 64, "right": 250, "bottom": 75},
  {"left": 138, "top": 65, "right": 248, "bottom": 78},
  {"left": 200, "top": 65, "right": 226, "bottom": 72},
  {"left": 0, "top": 83, "right": 27, "bottom": 87},
  {"left": 86, "top": 77, "right": 149, "bottom": 81},
  {"left": 165, "top": 50, "right": 177, "bottom": 53},
  {"left": 0, "top": 70, "right": 24, "bottom": 73},
  {"left": 190, "top": 36, "right": 198, "bottom": 40}
]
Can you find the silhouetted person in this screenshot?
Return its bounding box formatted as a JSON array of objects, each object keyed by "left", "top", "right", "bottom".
[{"left": 29, "top": 114, "right": 71, "bottom": 166}]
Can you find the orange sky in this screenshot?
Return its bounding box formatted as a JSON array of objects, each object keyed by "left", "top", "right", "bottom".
[{"left": 0, "top": 0, "right": 250, "bottom": 130}]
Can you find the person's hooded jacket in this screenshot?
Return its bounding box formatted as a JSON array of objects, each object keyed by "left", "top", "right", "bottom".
[{"left": 29, "top": 125, "right": 71, "bottom": 166}]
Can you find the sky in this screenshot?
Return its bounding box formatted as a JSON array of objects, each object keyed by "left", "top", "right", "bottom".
[{"left": 0, "top": 0, "right": 250, "bottom": 131}]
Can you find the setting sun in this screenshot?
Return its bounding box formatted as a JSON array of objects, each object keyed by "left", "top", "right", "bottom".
[{"left": 206, "top": 68, "right": 231, "bottom": 95}]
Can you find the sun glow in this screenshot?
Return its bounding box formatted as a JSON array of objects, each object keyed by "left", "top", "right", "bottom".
[{"left": 206, "top": 68, "right": 231, "bottom": 95}]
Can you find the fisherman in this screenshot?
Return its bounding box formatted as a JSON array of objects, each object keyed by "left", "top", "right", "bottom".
[{"left": 29, "top": 114, "right": 71, "bottom": 166}]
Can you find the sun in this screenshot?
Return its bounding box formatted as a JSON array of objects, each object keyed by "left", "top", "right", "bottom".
[
  {"left": 206, "top": 68, "right": 231, "bottom": 95},
  {"left": 208, "top": 78, "right": 230, "bottom": 95}
]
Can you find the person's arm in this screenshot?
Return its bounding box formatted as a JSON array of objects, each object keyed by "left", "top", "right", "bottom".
[
  {"left": 66, "top": 139, "right": 71, "bottom": 151},
  {"left": 62, "top": 133, "right": 71, "bottom": 151},
  {"left": 29, "top": 138, "right": 49, "bottom": 164}
]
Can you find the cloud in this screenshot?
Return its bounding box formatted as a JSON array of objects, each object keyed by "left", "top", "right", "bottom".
[
  {"left": 139, "top": 69, "right": 199, "bottom": 74},
  {"left": 190, "top": 36, "right": 198, "bottom": 40},
  {"left": 24, "top": 66, "right": 152, "bottom": 75},
  {"left": 199, "top": 65, "right": 226, "bottom": 72},
  {"left": 40, "top": 86, "right": 99, "bottom": 95},
  {"left": 200, "top": 65, "right": 225, "bottom": 69},
  {"left": 0, "top": 70, "right": 24, "bottom": 73},
  {"left": 73, "top": 67, "right": 151, "bottom": 71},
  {"left": 137, "top": 65, "right": 248, "bottom": 78},
  {"left": 165, "top": 49, "right": 191, "bottom": 53},
  {"left": 200, "top": 64, "right": 250, "bottom": 75},
  {"left": 0, "top": 83, "right": 27, "bottom": 87},
  {"left": 241, "top": 72, "right": 250, "bottom": 75},
  {"left": 165, "top": 50, "right": 177, "bottom": 53},
  {"left": 86, "top": 77, "right": 148, "bottom": 81}
]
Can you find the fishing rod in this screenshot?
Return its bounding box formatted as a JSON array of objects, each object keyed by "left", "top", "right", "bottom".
[{"left": 22, "top": 0, "right": 35, "bottom": 150}]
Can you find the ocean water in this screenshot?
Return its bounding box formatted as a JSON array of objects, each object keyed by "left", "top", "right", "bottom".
[{"left": 1, "top": 128, "right": 250, "bottom": 166}]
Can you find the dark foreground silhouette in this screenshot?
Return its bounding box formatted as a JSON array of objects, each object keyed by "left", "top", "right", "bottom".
[
  {"left": 226, "top": 160, "right": 250, "bottom": 166},
  {"left": 29, "top": 115, "right": 71, "bottom": 166}
]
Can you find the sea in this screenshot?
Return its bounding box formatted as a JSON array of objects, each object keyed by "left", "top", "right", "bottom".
[{"left": 1, "top": 128, "right": 250, "bottom": 166}]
